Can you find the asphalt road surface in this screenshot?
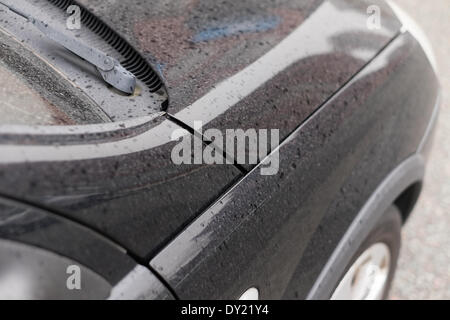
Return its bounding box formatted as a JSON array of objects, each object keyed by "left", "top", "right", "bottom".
[{"left": 389, "top": 0, "right": 450, "bottom": 300}]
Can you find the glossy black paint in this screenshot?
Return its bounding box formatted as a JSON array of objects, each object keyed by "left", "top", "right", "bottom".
[
  {"left": 308, "top": 154, "right": 426, "bottom": 299},
  {"left": 0, "top": 198, "right": 174, "bottom": 300},
  {"left": 76, "top": 0, "right": 399, "bottom": 112},
  {"left": 0, "top": 0, "right": 440, "bottom": 300},
  {"left": 0, "top": 116, "right": 241, "bottom": 259},
  {"left": 0, "top": 0, "right": 401, "bottom": 263},
  {"left": 0, "top": 193, "right": 175, "bottom": 299},
  {"left": 0, "top": 196, "right": 135, "bottom": 285},
  {"left": 108, "top": 265, "right": 175, "bottom": 300},
  {"left": 75, "top": 0, "right": 402, "bottom": 164},
  {"left": 150, "top": 33, "right": 439, "bottom": 299}
]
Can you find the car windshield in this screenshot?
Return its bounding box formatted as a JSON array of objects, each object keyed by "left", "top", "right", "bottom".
[
  {"left": 0, "top": 62, "right": 76, "bottom": 126},
  {"left": 0, "top": 27, "right": 110, "bottom": 126}
]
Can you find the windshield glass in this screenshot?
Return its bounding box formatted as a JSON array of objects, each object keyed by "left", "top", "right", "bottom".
[{"left": 0, "top": 63, "right": 75, "bottom": 125}]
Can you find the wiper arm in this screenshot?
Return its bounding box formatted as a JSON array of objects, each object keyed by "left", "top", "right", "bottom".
[{"left": 0, "top": 1, "right": 136, "bottom": 94}]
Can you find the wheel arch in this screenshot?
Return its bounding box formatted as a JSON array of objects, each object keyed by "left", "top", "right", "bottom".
[{"left": 307, "top": 154, "right": 425, "bottom": 299}]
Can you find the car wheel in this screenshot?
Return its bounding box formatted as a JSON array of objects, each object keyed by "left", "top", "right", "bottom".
[{"left": 331, "top": 205, "right": 402, "bottom": 300}]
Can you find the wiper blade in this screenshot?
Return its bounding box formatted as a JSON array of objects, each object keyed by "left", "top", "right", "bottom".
[{"left": 0, "top": 1, "right": 136, "bottom": 94}]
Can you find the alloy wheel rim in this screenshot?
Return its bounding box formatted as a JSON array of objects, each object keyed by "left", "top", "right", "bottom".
[{"left": 331, "top": 242, "right": 391, "bottom": 300}]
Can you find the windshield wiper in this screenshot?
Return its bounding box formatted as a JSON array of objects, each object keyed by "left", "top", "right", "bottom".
[{"left": 0, "top": 1, "right": 136, "bottom": 94}]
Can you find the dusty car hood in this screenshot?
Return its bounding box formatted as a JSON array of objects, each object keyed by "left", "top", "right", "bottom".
[
  {"left": 77, "top": 0, "right": 401, "bottom": 116},
  {"left": 0, "top": 0, "right": 403, "bottom": 261}
]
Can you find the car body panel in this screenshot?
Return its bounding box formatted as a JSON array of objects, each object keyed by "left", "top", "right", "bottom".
[
  {"left": 150, "top": 32, "right": 439, "bottom": 299},
  {"left": 0, "top": 115, "right": 242, "bottom": 259},
  {"left": 0, "top": 0, "right": 400, "bottom": 262},
  {"left": 77, "top": 0, "right": 400, "bottom": 111},
  {"left": 0, "top": 196, "right": 135, "bottom": 285},
  {"left": 0, "top": 0, "right": 440, "bottom": 300},
  {"left": 77, "top": 0, "right": 401, "bottom": 165},
  {"left": 0, "top": 198, "right": 176, "bottom": 299}
]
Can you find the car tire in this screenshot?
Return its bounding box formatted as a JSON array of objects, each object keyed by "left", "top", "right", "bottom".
[{"left": 330, "top": 205, "right": 402, "bottom": 300}]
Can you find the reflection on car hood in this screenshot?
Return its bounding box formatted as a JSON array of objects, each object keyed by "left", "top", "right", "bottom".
[{"left": 77, "top": 0, "right": 401, "bottom": 114}]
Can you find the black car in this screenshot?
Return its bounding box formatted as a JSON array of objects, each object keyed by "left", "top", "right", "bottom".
[{"left": 0, "top": 0, "right": 440, "bottom": 300}]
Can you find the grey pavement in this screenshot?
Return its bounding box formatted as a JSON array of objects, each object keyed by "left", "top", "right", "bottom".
[{"left": 389, "top": 0, "right": 450, "bottom": 300}]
